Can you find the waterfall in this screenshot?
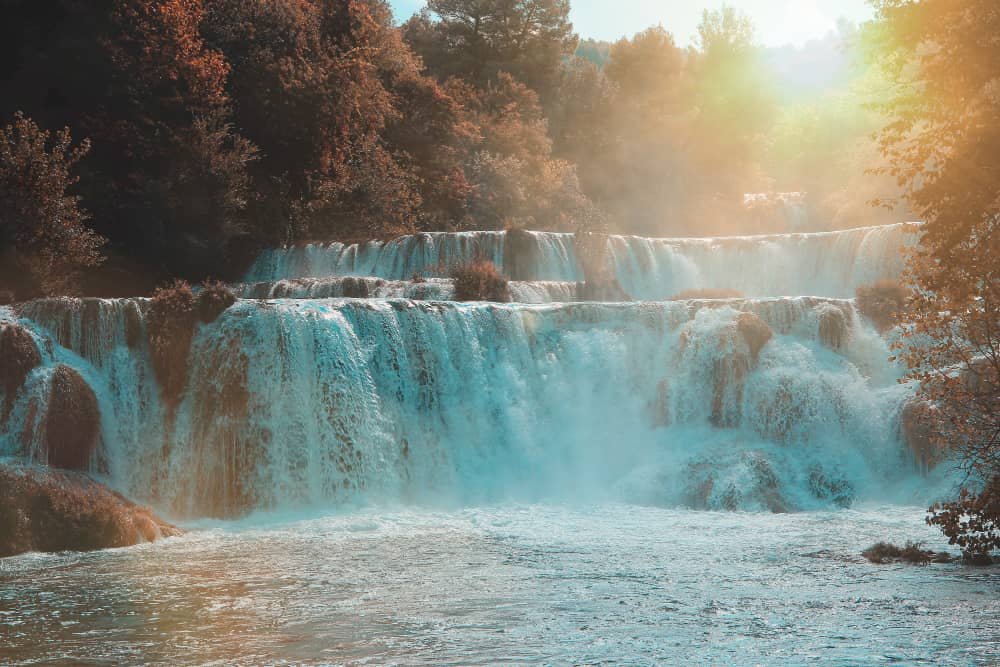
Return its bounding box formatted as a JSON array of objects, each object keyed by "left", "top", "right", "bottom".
[
  {"left": 246, "top": 223, "right": 918, "bottom": 299},
  {"left": 2, "top": 293, "right": 923, "bottom": 519}
]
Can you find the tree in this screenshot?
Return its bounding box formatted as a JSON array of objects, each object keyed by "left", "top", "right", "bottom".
[
  {"left": 0, "top": 0, "right": 256, "bottom": 286},
  {"left": 0, "top": 113, "right": 104, "bottom": 297},
  {"left": 402, "top": 0, "right": 577, "bottom": 96},
  {"left": 869, "top": 0, "right": 1000, "bottom": 559},
  {"left": 449, "top": 73, "right": 599, "bottom": 230},
  {"left": 689, "top": 6, "right": 775, "bottom": 204},
  {"left": 205, "top": 0, "right": 473, "bottom": 242}
]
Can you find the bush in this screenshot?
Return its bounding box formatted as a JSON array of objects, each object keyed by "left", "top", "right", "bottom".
[
  {"left": 862, "top": 541, "right": 936, "bottom": 564},
  {"left": 671, "top": 288, "right": 744, "bottom": 300},
  {"left": 450, "top": 259, "right": 511, "bottom": 302},
  {"left": 856, "top": 280, "right": 907, "bottom": 331},
  {"left": 147, "top": 280, "right": 196, "bottom": 407},
  {"left": 196, "top": 281, "right": 237, "bottom": 324},
  {"left": 927, "top": 477, "right": 1000, "bottom": 564}
]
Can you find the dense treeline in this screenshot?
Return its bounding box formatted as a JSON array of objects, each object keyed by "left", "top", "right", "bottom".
[{"left": 0, "top": 0, "right": 901, "bottom": 297}]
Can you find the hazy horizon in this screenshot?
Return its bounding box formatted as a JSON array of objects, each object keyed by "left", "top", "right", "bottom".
[{"left": 390, "top": 0, "right": 874, "bottom": 48}]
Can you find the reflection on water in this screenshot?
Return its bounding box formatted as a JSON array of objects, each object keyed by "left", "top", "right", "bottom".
[{"left": 2, "top": 505, "right": 999, "bottom": 665}]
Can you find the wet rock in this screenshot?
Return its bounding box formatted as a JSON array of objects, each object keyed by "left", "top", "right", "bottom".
[
  {"left": 503, "top": 226, "right": 539, "bottom": 281},
  {"left": 0, "top": 323, "right": 41, "bottom": 415},
  {"left": 0, "top": 463, "right": 181, "bottom": 557},
  {"left": 808, "top": 467, "right": 854, "bottom": 508},
  {"left": 900, "top": 400, "right": 940, "bottom": 473},
  {"left": 147, "top": 281, "right": 196, "bottom": 407},
  {"left": 856, "top": 280, "right": 907, "bottom": 332},
  {"left": 671, "top": 288, "right": 744, "bottom": 300},
  {"left": 647, "top": 379, "right": 671, "bottom": 428},
  {"left": 816, "top": 303, "right": 852, "bottom": 351},
  {"left": 44, "top": 365, "right": 100, "bottom": 471},
  {"left": 711, "top": 313, "right": 773, "bottom": 427},
  {"left": 735, "top": 312, "right": 772, "bottom": 363},
  {"left": 576, "top": 277, "right": 631, "bottom": 302},
  {"left": 196, "top": 282, "right": 237, "bottom": 324},
  {"left": 684, "top": 452, "right": 788, "bottom": 513}
]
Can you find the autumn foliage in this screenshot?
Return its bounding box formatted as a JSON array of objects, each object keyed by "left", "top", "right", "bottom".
[{"left": 870, "top": 0, "right": 1000, "bottom": 559}]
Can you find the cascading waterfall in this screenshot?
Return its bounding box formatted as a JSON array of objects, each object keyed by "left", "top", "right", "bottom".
[
  {"left": 0, "top": 222, "right": 942, "bottom": 521},
  {"left": 246, "top": 223, "right": 919, "bottom": 299},
  {"left": 1, "top": 293, "right": 931, "bottom": 519}
]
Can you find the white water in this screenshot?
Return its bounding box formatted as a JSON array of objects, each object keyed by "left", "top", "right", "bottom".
[
  {"left": 233, "top": 277, "right": 581, "bottom": 303},
  {"left": 2, "top": 505, "right": 998, "bottom": 665},
  {"left": 1, "top": 295, "right": 939, "bottom": 519},
  {"left": 4, "top": 221, "right": 995, "bottom": 665},
  {"left": 246, "top": 223, "right": 919, "bottom": 299}
]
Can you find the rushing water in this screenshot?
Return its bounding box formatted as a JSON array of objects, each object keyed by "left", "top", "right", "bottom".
[
  {"left": 245, "top": 224, "right": 919, "bottom": 299},
  {"left": 3, "top": 222, "right": 998, "bottom": 665},
  {"left": 2, "top": 505, "right": 999, "bottom": 666}
]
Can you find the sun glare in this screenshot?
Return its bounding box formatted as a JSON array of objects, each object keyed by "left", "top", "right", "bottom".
[{"left": 769, "top": 0, "right": 837, "bottom": 46}]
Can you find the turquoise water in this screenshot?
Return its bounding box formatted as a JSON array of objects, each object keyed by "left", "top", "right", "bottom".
[{"left": 2, "top": 504, "right": 998, "bottom": 666}]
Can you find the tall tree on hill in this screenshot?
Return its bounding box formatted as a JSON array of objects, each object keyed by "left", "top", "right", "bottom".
[
  {"left": 869, "top": 0, "right": 1000, "bottom": 559},
  {"left": 402, "top": 0, "right": 577, "bottom": 97},
  {"left": 204, "top": 0, "right": 474, "bottom": 242}
]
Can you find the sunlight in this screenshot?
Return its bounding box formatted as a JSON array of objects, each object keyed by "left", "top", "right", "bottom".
[{"left": 768, "top": 0, "right": 836, "bottom": 46}]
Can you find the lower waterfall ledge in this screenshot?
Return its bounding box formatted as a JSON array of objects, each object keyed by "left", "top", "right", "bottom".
[{"left": 0, "top": 462, "right": 181, "bottom": 557}]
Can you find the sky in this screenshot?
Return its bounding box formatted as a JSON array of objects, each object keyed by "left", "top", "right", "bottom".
[{"left": 389, "top": 0, "right": 875, "bottom": 48}]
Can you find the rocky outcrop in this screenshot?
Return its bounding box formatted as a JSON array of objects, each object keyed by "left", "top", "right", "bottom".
[
  {"left": 44, "top": 365, "right": 100, "bottom": 470},
  {"left": 196, "top": 282, "right": 238, "bottom": 324},
  {"left": 711, "top": 312, "right": 773, "bottom": 427},
  {"left": 0, "top": 322, "right": 41, "bottom": 415},
  {"left": 856, "top": 280, "right": 907, "bottom": 332},
  {"left": 0, "top": 463, "right": 181, "bottom": 557},
  {"left": 816, "top": 303, "right": 852, "bottom": 351},
  {"left": 901, "top": 400, "right": 940, "bottom": 473},
  {"left": 503, "top": 226, "right": 539, "bottom": 281}
]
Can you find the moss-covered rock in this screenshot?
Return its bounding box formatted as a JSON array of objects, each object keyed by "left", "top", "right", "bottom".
[
  {"left": 147, "top": 281, "right": 196, "bottom": 407},
  {"left": 817, "top": 303, "right": 852, "bottom": 351},
  {"left": 0, "top": 463, "right": 181, "bottom": 557},
  {"left": 196, "top": 281, "right": 237, "bottom": 324},
  {"left": 0, "top": 322, "right": 41, "bottom": 415},
  {"left": 44, "top": 365, "right": 100, "bottom": 471}
]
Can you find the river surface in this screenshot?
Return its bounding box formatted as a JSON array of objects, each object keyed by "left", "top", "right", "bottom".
[{"left": 2, "top": 504, "right": 998, "bottom": 666}]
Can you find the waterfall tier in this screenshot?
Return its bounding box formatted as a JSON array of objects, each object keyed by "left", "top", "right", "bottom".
[
  {"left": 245, "top": 223, "right": 919, "bottom": 299},
  {"left": 1, "top": 295, "right": 923, "bottom": 519}
]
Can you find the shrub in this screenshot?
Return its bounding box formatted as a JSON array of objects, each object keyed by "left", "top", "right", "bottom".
[
  {"left": 927, "top": 477, "right": 1000, "bottom": 564},
  {"left": 450, "top": 259, "right": 511, "bottom": 302},
  {"left": 147, "top": 280, "right": 196, "bottom": 407},
  {"left": 856, "top": 280, "right": 907, "bottom": 331},
  {"left": 196, "top": 281, "right": 237, "bottom": 324},
  {"left": 862, "top": 541, "right": 934, "bottom": 564},
  {"left": 671, "top": 288, "right": 744, "bottom": 300}
]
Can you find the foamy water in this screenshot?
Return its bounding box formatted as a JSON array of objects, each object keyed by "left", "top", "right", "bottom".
[
  {"left": 4, "top": 222, "right": 998, "bottom": 665},
  {"left": 2, "top": 505, "right": 998, "bottom": 665}
]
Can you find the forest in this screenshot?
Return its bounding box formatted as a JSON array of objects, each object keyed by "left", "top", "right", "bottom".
[{"left": 2, "top": 0, "right": 903, "bottom": 299}]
